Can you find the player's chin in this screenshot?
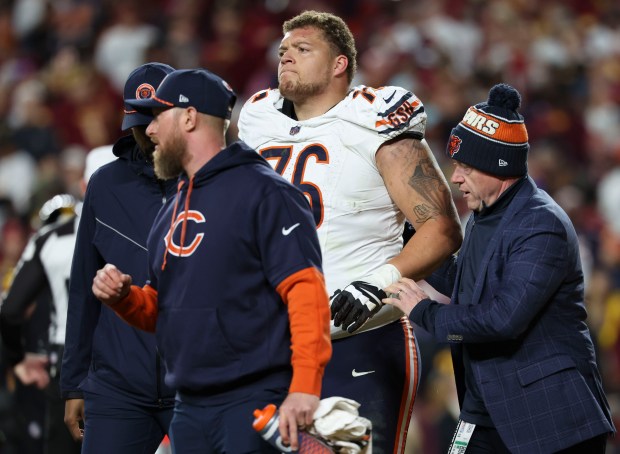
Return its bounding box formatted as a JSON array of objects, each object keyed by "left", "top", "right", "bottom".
[{"left": 278, "top": 80, "right": 296, "bottom": 97}]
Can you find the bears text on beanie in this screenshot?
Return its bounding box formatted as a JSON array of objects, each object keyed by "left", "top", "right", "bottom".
[{"left": 447, "top": 83, "right": 529, "bottom": 177}]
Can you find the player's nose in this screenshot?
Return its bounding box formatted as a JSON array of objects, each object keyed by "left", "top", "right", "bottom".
[{"left": 279, "top": 50, "right": 294, "bottom": 65}]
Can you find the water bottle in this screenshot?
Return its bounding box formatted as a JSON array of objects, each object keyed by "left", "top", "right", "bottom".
[
  {"left": 253, "top": 403, "right": 335, "bottom": 453},
  {"left": 252, "top": 404, "right": 296, "bottom": 452}
]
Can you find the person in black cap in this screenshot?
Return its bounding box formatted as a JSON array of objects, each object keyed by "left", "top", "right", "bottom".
[
  {"left": 60, "top": 62, "right": 178, "bottom": 453},
  {"left": 382, "top": 83, "right": 616, "bottom": 453},
  {"left": 91, "top": 68, "right": 332, "bottom": 452}
]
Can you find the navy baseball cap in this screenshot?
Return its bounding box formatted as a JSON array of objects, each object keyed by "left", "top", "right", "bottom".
[
  {"left": 122, "top": 62, "right": 175, "bottom": 131},
  {"left": 125, "top": 69, "right": 237, "bottom": 120}
]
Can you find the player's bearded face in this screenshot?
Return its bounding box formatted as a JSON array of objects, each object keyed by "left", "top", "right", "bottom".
[
  {"left": 153, "top": 125, "right": 186, "bottom": 180},
  {"left": 278, "top": 67, "right": 331, "bottom": 102}
]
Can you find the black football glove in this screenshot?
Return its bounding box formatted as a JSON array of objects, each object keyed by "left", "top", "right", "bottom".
[{"left": 330, "top": 281, "right": 387, "bottom": 333}]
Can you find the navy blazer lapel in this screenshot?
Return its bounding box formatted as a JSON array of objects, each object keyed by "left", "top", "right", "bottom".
[{"left": 456, "top": 176, "right": 538, "bottom": 306}]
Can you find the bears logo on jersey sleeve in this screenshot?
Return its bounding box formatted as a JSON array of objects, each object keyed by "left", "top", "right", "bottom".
[{"left": 347, "top": 85, "right": 427, "bottom": 141}]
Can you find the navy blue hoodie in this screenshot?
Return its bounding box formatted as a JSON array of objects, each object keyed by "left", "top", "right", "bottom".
[
  {"left": 61, "top": 135, "right": 176, "bottom": 406},
  {"left": 144, "top": 141, "right": 324, "bottom": 394}
]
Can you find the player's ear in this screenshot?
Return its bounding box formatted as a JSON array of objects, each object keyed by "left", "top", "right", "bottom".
[{"left": 333, "top": 55, "right": 348, "bottom": 78}]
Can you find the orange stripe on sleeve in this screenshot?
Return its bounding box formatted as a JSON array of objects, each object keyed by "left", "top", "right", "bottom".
[
  {"left": 276, "top": 267, "right": 331, "bottom": 396},
  {"left": 108, "top": 284, "right": 159, "bottom": 333}
]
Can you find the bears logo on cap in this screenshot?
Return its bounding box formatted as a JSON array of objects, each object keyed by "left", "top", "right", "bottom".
[
  {"left": 448, "top": 134, "right": 462, "bottom": 157},
  {"left": 135, "top": 83, "right": 156, "bottom": 100}
]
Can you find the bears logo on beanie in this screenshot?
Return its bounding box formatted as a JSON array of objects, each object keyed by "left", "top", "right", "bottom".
[{"left": 447, "top": 83, "right": 529, "bottom": 177}]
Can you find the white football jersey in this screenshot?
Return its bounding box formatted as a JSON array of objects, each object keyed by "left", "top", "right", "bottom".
[{"left": 239, "top": 85, "right": 427, "bottom": 338}]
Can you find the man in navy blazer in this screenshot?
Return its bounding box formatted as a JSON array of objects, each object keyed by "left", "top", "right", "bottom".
[{"left": 382, "top": 83, "right": 615, "bottom": 453}]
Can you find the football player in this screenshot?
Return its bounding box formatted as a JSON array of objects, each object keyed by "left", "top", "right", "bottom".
[{"left": 238, "top": 10, "right": 462, "bottom": 453}]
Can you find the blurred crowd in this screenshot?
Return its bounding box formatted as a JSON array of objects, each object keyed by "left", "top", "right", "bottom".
[{"left": 0, "top": 0, "right": 618, "bottom": 452}]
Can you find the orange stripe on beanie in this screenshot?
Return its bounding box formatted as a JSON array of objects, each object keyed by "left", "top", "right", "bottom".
[
  {"left": 460, "top": 106, "right": 528, "bottom": 145},
  {"left": 447, "top": 83, "right": 529, "bottom": 177}
]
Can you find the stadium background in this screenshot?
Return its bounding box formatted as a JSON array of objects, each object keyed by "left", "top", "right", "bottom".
[{"left": 0, "top": 0, "right": 618, "bottom": 452}]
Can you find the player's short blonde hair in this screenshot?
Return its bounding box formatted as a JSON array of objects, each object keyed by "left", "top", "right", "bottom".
[{"left": 283, "top": 10, "right": 357, "bottom": 84}]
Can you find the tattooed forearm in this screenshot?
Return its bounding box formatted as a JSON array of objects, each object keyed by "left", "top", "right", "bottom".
[{"left": 408, "top": 158, "right": 454, "bottom": 222}]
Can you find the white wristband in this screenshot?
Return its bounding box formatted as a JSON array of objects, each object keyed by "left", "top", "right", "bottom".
[{"left": 362, "top": 263, "right": 401, "bottom": 290}]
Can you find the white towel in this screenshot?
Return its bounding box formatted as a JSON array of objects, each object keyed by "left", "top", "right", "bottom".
[{"left": 309, "top": 397, "right": 372, "bottom": 453}]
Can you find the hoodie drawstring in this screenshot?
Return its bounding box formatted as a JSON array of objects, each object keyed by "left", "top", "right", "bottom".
[
  {"left": 179, "top": 175, "right": 195, "bottom": 258},
  {"left": 162, "top": 180, "right": 185, "bottom": 271},
  {"left": 161, "top": 176, "right": 195, "bottom": 271}
]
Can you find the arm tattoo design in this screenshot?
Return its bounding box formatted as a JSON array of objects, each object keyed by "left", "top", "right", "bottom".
[{"left": 406, "top": 148, "right": 454, "bottom": 224}]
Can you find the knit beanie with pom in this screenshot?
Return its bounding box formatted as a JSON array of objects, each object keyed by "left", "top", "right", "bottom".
[{"left": 446, "top": 83, "right": 529, "bottom": 177}]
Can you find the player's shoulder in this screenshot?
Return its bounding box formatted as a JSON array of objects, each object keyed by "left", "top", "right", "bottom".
[
  {"left": 241, "top": 88, "right": 283, "bottom": 113},
  {"left": 345, "top": 85, "right": 420, "bottom": 110},
  {"left": 342, "top": 85, "right": 427, "bottom": 138},
  {"left": 238, "top": 89, "right": 287, "bottom": 143}
]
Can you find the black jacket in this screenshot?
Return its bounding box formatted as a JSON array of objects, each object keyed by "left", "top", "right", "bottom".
[{"left": 61, "top": 135, "right": 176, "bottom": 406}]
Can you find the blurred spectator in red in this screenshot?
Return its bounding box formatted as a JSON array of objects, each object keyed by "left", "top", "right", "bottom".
[{"left": 45, "top": 49, "right": 121, "bottom": 150}]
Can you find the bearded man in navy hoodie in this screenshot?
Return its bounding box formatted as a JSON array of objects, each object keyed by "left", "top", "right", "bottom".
[{"left": 92, "top": 69, "right": 332, "bottom": 453}]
